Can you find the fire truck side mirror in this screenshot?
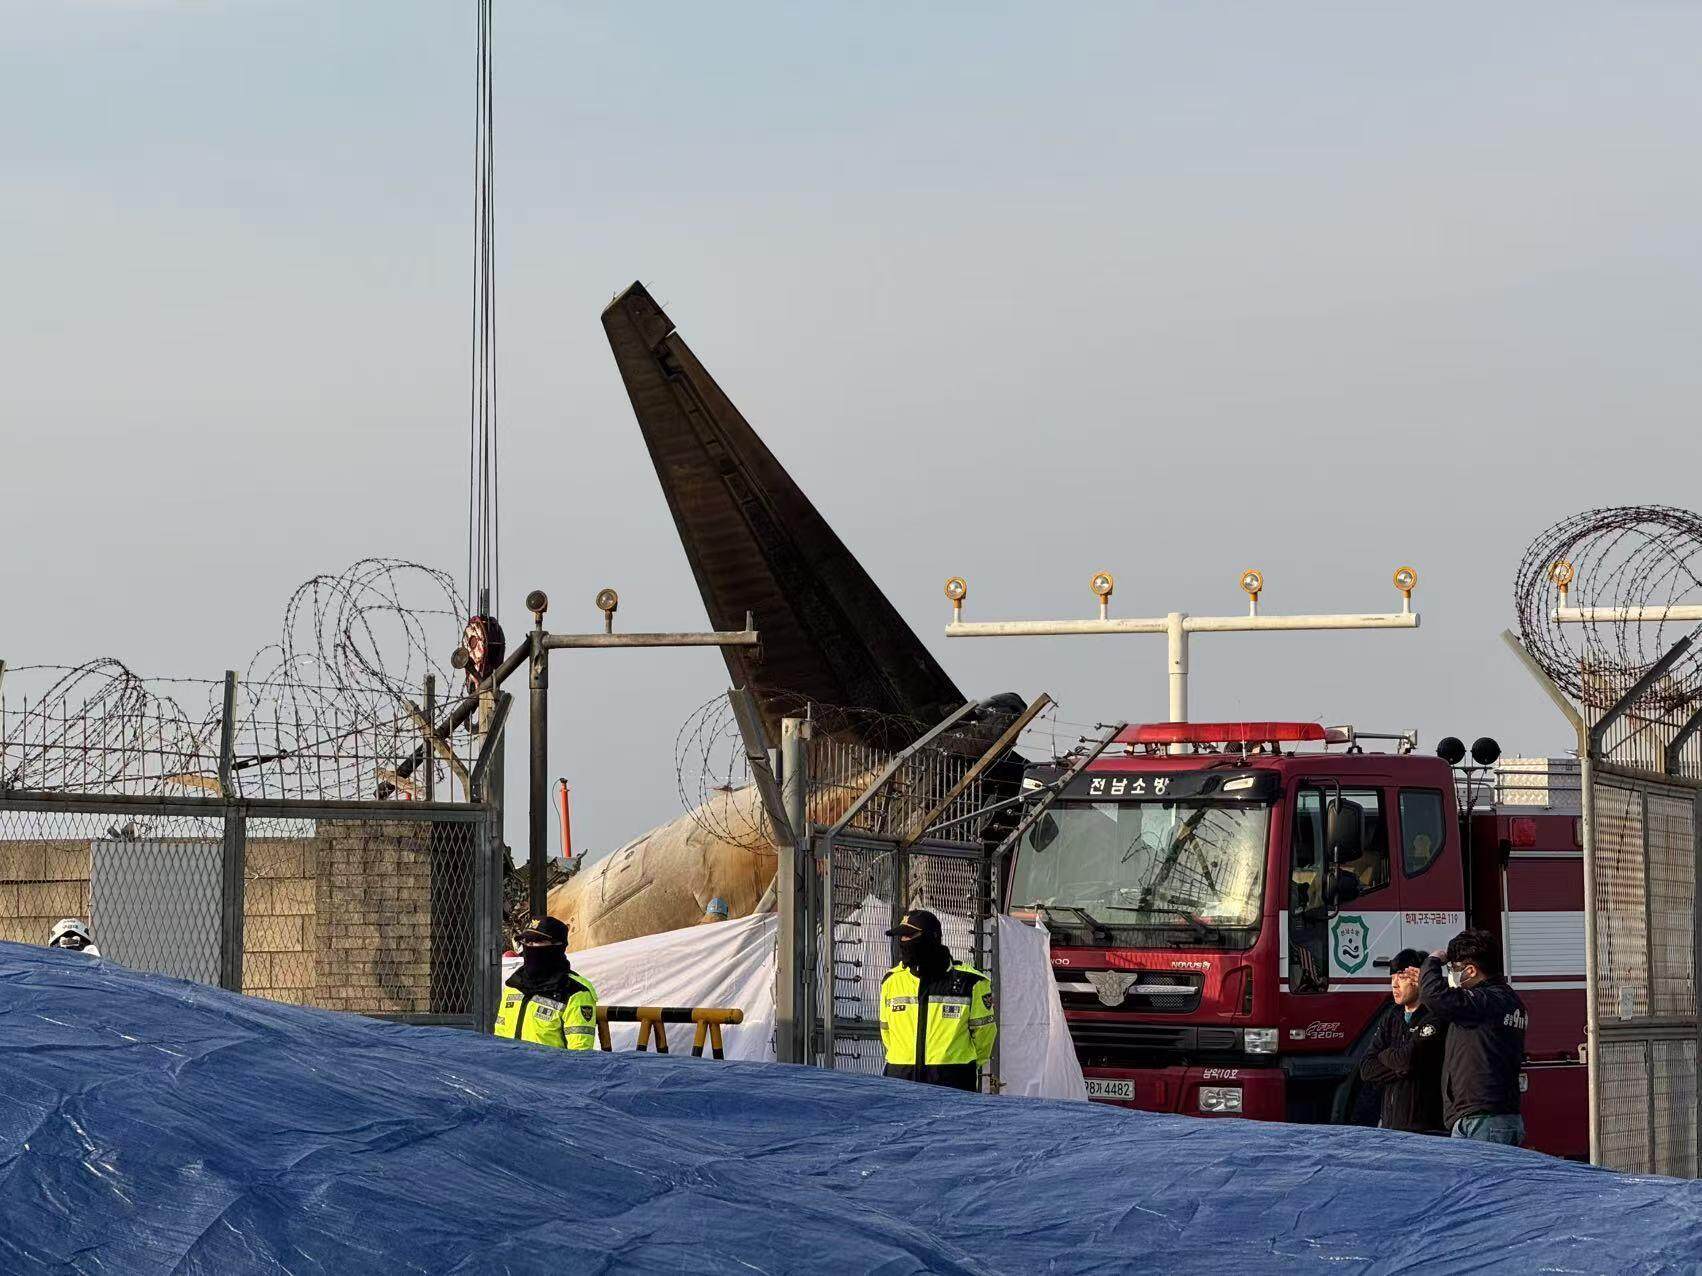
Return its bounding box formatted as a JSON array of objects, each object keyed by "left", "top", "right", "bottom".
[
  {"left": 1326, "top": 796, "right": 1364, "bottom": 862},
  {"left": 1032, "top": 813, "right": 1061, "bottom": 852}
]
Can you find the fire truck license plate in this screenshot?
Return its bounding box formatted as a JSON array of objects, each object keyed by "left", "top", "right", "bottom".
[{"left": 1085, "top": 1079, "right": 1134, "bottom": 1100}]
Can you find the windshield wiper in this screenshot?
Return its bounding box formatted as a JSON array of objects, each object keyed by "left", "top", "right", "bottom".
[
  {"left": 1104, "top": 906, "right": 1228, "bottom": 946},
  {"left": 1024, "top": 902, "right": 1115, "bottom": 945}
]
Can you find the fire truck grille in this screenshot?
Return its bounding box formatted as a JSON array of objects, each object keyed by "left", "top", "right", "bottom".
[
  {"left": 1053, "top": 969, "right": 1202, "bottom": 1014},
  {"left": 1063, "top": 1020, "right": 1244, "bottom": 1060}
]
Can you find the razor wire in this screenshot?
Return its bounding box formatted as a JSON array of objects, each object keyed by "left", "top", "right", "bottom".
[
  {"left": 2, "top": 559, "right": 472, "bottom": 800},
  {"left": 1515, "top": 505, "right": 1702, "bottom": 713}
]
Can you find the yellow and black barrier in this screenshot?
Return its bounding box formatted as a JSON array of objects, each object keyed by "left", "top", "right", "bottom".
[{"left": 595, "top": 1005, "right": 745, "bottom": 1059}]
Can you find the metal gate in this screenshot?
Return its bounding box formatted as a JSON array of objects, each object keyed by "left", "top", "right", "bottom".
[
  {"left": 771, "top": 710, "right": 1008, "bottom": 1082},
  {"left": 818, "top": 834, "right": 993, "bottom": 1075}
]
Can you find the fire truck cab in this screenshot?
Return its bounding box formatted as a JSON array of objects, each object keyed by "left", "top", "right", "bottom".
[{"left": 1006, "top": 722, "right": 1586, "bottom": 1157}]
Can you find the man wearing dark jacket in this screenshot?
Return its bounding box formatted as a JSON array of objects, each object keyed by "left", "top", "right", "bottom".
[
  {"left": 1359, "top": 947, "right": 1446, "bottom": 1134},
  {"left": 1419, "top": 927, "right": 1528, "bottom": 1145}
]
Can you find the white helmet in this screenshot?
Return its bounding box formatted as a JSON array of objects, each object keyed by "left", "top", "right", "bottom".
[{"left": 49, "top": 918, "right": 93, "bottom": 950}]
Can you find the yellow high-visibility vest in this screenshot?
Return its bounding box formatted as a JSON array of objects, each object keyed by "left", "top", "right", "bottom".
[
  {"left": 879, "top": 962, "right": 995, "bottom": 1068},
  {"left": 492, "top": 971, "right": 598, "bottom": 1050}
]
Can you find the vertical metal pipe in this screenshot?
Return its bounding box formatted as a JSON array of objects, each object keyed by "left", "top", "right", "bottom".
[
  {"left": 218, "top": 671, "right": 238, "bottom": 798},
  {"left": 820, "top": 828, "right": 835, "bottom": 1070},
  {"left": 483, "top": 700, "right": 507, "bottom": 1029},
  {"left": 1167, "top": 613, "right": 1188, "bottom": 724},
  {"left": 423, "top": 675, "right": 437, "bottom": 803},
  {"left": 528, "top": 627, "right": 549, "bottom": 921},
  {"left": 1580, "top": 751, "right": 1602, "bottom": 1165},
  {"left": 777, "top": 716, "right": 808, "bottom": 1064},
  {"left": 219, "top": 807, "right": 246, "bottom": 992}
]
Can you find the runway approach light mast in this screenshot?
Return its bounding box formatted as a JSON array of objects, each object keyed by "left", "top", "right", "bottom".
[{"left": 943, "top": 567, "right": 1421, "bottom": 725}]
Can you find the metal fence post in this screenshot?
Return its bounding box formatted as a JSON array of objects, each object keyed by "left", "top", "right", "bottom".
[
  {"left": 218, "top": 670, "right": 237, "bottom": 798},
  {"left": 472, "top": 808, "right": 494, "bottom": 1033},
  {"left": 1581, "top": 749, "right": 1605, "bottom": 1165},
  {"left": 219, "top": 807, "right": 247, "bottom": 992},
  {"left": 423, "top": 675, "right": 436, "bottom": 803},
  {"left": 473, "top": 701, "right": 507, "bottom": 1034},
  {"left": 528, "top": 617, "right": 550, "bottom": 921},
  {"left": 778, "top": 716, "right": 808, "bottom": 1065},
  {"left": 217, "top": 671, "right": 245, "bottom": 992}
]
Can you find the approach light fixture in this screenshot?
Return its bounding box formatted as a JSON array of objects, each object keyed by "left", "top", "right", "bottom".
[
  {"left": 1437, "top": 736, "right": 1466, "bottom": 766},
  {"left": 1239, "top": 569, "right": 1265, "bottom": 615},
  {"left": 1549, "top": 559, "right": 1575, "bottom": 605},
  {"left": 944, "top": 576, "right": 967, "bottom": 621},
  {"left": 595, "top": 588, "right": 619, "bottom": 633},
  {"left": 1393, "top": 565, "right": 1418, "bottom": 599},
  {"left": 525, "top": 590, "right": 549, "bottom": 626},
  {"left": 1090, "top": 571, "right": 1115, "bottom": 620}
]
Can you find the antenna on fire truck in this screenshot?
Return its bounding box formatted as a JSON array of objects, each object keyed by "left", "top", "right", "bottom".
[{"left": 942, "top": 566, "right": 1421, "bottom": 726}]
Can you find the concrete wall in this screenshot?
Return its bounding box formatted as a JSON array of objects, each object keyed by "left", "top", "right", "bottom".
[{"left": 0, "top": 819, "right": 468, "bottom": 1016}]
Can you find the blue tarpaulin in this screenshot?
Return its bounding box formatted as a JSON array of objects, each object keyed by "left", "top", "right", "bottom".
[{"left": 2, "top": 941, "right": 1699, "bottom": 1274}]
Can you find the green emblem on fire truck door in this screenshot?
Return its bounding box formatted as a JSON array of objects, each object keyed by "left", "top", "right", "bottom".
[{"left": 1332, "top": 915, "right": 1370, "bottom": 974}]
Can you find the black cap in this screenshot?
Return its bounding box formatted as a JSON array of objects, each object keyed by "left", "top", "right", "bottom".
[
  {"left": 519, "top": 916, "right": 569, "bottom": 946},
  {"left": 885, "top": 909, "right": 942, "bottom": 941},
  {"left": 1391, "top": 948, "right": 1427, "bottom": 971}
]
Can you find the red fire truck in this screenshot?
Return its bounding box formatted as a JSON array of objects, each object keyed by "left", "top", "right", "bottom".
[{"left": 1006, "top": 721, "right": 1586, "bottom": 1157}]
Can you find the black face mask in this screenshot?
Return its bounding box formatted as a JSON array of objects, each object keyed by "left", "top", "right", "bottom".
[
  {"left": 898, "top": 934, "right": 944, "bottom": 970},
  {"left": 521, "top": 944, "right": 567, "bottom": 974}
]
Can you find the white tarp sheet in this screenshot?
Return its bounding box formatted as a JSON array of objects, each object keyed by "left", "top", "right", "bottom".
[
  {"left": 993, "top": 914, "right": 1088, "bottom": 1101},
  {"left": 567, "top": 913, "right": 778, "bottom": 1060},
  {"left": 557, "top": 908, "right": 1085, "bottom": 1099}
]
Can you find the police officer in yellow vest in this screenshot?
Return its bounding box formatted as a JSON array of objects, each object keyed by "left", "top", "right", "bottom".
[
  {"left": 879, "top": 909, "right": 995, "bottom": 1091},
  {"left": 493, "top": 916, "right": 598, "bottom": 1050}
]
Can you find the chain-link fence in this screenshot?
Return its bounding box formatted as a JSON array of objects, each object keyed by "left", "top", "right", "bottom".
[
  {"left": 0, "top": 795, "right": 499, "bottom": 1029},
  {"left": 1586, "top": 770, "right": 1698, "bottom": 1175}
]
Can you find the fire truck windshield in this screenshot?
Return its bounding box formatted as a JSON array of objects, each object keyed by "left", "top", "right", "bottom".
[{"left": 1011, "top": 799, "right": 1270, "bottom": 939}]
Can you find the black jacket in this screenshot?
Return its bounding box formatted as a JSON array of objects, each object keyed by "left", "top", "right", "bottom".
[
  {"left": 1358, "top": 1002, "right": 1447, "bottom": 1133},
  {"left": 1419, "top": 956, "right": 1528, "bottom": 1130}
]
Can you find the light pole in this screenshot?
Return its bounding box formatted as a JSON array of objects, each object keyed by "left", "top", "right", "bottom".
[{"left": 943, "top": 567, "right": 1421, "bottom": 724}]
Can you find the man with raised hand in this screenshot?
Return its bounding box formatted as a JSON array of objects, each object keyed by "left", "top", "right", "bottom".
[
  {"left": 1420, "top": 928, "right": 1528, "bottom": 1145},
  {"left": 1359, "top": 946, "right": 1446, "bottom": 1134}
]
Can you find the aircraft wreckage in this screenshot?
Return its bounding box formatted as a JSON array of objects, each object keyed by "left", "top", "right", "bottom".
[{"left": 550, "top": 283, "right": 1023, "bottom": 948}]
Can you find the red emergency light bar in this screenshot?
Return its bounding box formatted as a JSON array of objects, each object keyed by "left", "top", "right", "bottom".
[{"left": 1118, "top": 722, "right": 1346, "bottom": 746}]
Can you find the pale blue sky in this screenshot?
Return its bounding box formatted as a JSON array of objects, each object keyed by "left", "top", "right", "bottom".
[{"left": 6, "top": 3, "right": 1702, "bottom": 856}]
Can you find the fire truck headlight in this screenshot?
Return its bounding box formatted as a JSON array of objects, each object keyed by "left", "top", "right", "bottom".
[
  {"left": 1244, "top": 1028, "right": 1277, "bottom": 1055},
  {"left": 1199, "top": 1086, "right": 1243, "bottom": 1114}
]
